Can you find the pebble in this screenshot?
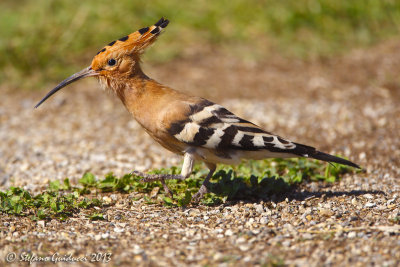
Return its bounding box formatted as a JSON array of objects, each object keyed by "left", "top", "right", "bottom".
[
  {"left": 102, "top": 196, "right": 112, "bottom": 204},
  {"left": 101, "top": 233, "right": 109, "bottom": 239},
  {"left": 236, "top": 237, "right": 246, "bottom": 244},
  {"left": 319, "top": 208, "right": 334, "bottom": 217},
  {"left": 302, "top": 233, "right": 313, "bottom": 240},
  {"left": 239, "top": 244, "right": 251, "bottom": 252},
  {"left": 348, "top": 232, "right": 357, "bottom": 238},
  {"left": 132, "top": 245, "right": 144, "bottom": 254},
  {"left": 365, "top": 203, "right": 376, "bottom": 208},
  {"left": 114, "top": 227, "right": 124, "bottom": 233},
  {"left": 363, "top": 194, "right": 374, "bottom": 199},
  {"left": 254, "top": 204, "right": 264, "bottom": 214},
  {"left": 225, "top": 229, "right": 233, "bottom": 236}
]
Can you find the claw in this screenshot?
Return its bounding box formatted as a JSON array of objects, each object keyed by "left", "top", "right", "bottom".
[{"left": 191, "top": 185, "right": 208, "bottom": 203}]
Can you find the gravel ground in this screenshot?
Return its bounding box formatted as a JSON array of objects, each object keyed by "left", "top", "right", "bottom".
[{"left": 0, "top": 41, "right": 399, "bottom": 266}]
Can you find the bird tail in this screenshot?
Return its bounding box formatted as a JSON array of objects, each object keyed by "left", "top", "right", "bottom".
[
  {"left": 292, "top": 143, "right": 361, "bottom": 169},
  {"left": 309, "top": 150, "right": 361, "bottom": 169}
]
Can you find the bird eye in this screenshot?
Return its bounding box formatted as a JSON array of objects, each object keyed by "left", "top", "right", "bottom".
[{"left": 107, "top": 58, "right": 116, "bottom": 66}]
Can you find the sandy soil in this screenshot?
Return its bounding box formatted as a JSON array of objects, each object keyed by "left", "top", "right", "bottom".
[{"left": 0, "top": 40, "right": 399, "bottom": 266}]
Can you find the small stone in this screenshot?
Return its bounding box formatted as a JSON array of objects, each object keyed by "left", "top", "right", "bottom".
[
  {"left": 351, "top": 198, "right": 358, "bottom": 206},
  {"left": 254, "top": 204, "right": 264, "bottom": 214},
  {"left": 213, "top": 252, "right": 223, "bottom": 261},
  {"left": 101, "top": 233, "right": 109, "bottom": 239},
  {"left": 302, "top": 233, "right": 313, "bottom": 240},
  {"left": 236, "top": 237, "right": 246, "bottom": 244},
  {"left": 319, "top": 208, "right": 334, "bottom": 217},
  {"left": 365, "top": 202, "right": 376, "bottom": 208},
  {"left": 37, "top": 233, "right": 46, "bottom": 238},
  {"left": 387, "top": 198, "right": 395, "bottom": 205},
  {"left": 102, "top": 196, "right": 112, "bottom": 204},
  {"left": 348, "top": 231, "right": 357, "bottom": 238},
  {"left": 243, "top": 256, "right": 252, "bottom": 262},
  {"left": 37, "top": 221, "right": 45, "bottom": 228},
  {"left": 363, "top": 194, "right": 374, "bottom": 199},
  {"left": 214, "top": 228, "right": 223, "bottom": 234},
  {"left": 132, "top": 245, "right": 143, "bottom": 254},
  {"left": 239, "top": 244, "right": 251, "bottom": 251},
  {"left": 225, "top": 229, "right": 233, "bottom": 236},
  {"left": 252, "top": 229, "right": 260, "bottom": 235},
  {"left": 114, "top": 227, "right": 124, "bottom": 233}
]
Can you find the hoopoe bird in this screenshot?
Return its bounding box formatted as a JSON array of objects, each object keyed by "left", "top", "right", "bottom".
[{"left": 35, "top": 18, "right": 360, "bottom": 202}]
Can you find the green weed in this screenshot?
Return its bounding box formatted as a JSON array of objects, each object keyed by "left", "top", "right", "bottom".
[{"left": 0, "top": 157, "right": 357, "bottom": 220}]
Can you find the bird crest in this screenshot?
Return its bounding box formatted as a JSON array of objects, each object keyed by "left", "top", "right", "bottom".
[{"left": 91, "top": 17, "right": 169, "bottom": 70}]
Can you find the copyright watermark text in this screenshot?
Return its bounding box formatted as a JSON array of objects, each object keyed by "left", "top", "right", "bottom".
[{"left": 5, "top": 252, "right": 112, "bottom": 264}]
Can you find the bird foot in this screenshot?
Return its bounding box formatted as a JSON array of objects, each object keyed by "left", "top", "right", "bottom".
[
  {"left": 131, "top": 170, "right": 185, "bottom": 198},
  {"left": 191, "top": 185, "right": 208, "bottom": 203}
]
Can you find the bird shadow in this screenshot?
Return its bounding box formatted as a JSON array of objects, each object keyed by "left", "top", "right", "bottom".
[{"left": 204, "top": 169, "right": 384, "bottom": 206}]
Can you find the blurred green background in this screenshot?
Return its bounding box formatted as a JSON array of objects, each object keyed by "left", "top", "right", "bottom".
[{"left": 1, "top": 0, "right": 399, "bottom": 89}]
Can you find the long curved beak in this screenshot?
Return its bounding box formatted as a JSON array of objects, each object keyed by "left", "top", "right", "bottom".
[{"left": 34, "top": 66, "right": 98, "bottom": 108}]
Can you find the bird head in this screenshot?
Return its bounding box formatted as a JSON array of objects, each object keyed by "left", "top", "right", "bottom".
[{"left": 35, "top": 17, "right": 169, "bottom": 108}]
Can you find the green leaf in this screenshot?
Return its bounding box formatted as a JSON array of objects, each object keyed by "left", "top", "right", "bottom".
[
  {"left": 63, "top": 178, "right": 71, "bottom": 190},
  {"left": 49, "top": 180, "right": 61, "bottom": 191},
  {"left": 98, "top": 174, "right": 117, "bottom": 191},
  {"left": 50, "top": 200, "right": 57, "bottom": 212},
  {"left": 43, "top": 193, "right": 50, "bottom": 203},
  {"left": 177, "top": 191, "right": 192, "bottom": 207},
  {"left": 88, "top": 213, "right": 105, "bottom": 221},
  {"left": 79, "top": 173, "right": 96, "bottom": 186},
  {"left": 14, "top": 203, "right": 23, "bottom": 214},
  {"left": 163, "top": 197, "right": 174, "bottom": 206},
  {"left": 37, "top": 209, "right": 47, "bottom": 220},
  {"left": 73, "top": 191, "right": 80, "bottom": 198}
]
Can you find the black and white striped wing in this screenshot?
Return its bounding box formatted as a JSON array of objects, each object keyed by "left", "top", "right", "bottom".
[{"left": 167, "top": 100, "right": 303, "bottom": 154}]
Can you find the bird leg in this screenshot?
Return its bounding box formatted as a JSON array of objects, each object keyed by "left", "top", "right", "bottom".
[
  {"left": 130, "top": 171, "right": 180, "bottom": 197},
  {"left": 131, "top": 171, "right": 186, "bottom": 182},
  {"left": 131, "top": 152, "right": 194, "bottom": 197},
  {"left": 192, "top": 163, "right": 216, "bottom": 203}
]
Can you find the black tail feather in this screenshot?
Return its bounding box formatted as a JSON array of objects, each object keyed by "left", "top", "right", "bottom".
[
  {"left": 310, "top": 150, "right": 361, "bottom": 169},
  {"left": 292, "top": 142, "right": 361, "bottom": 169}
]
